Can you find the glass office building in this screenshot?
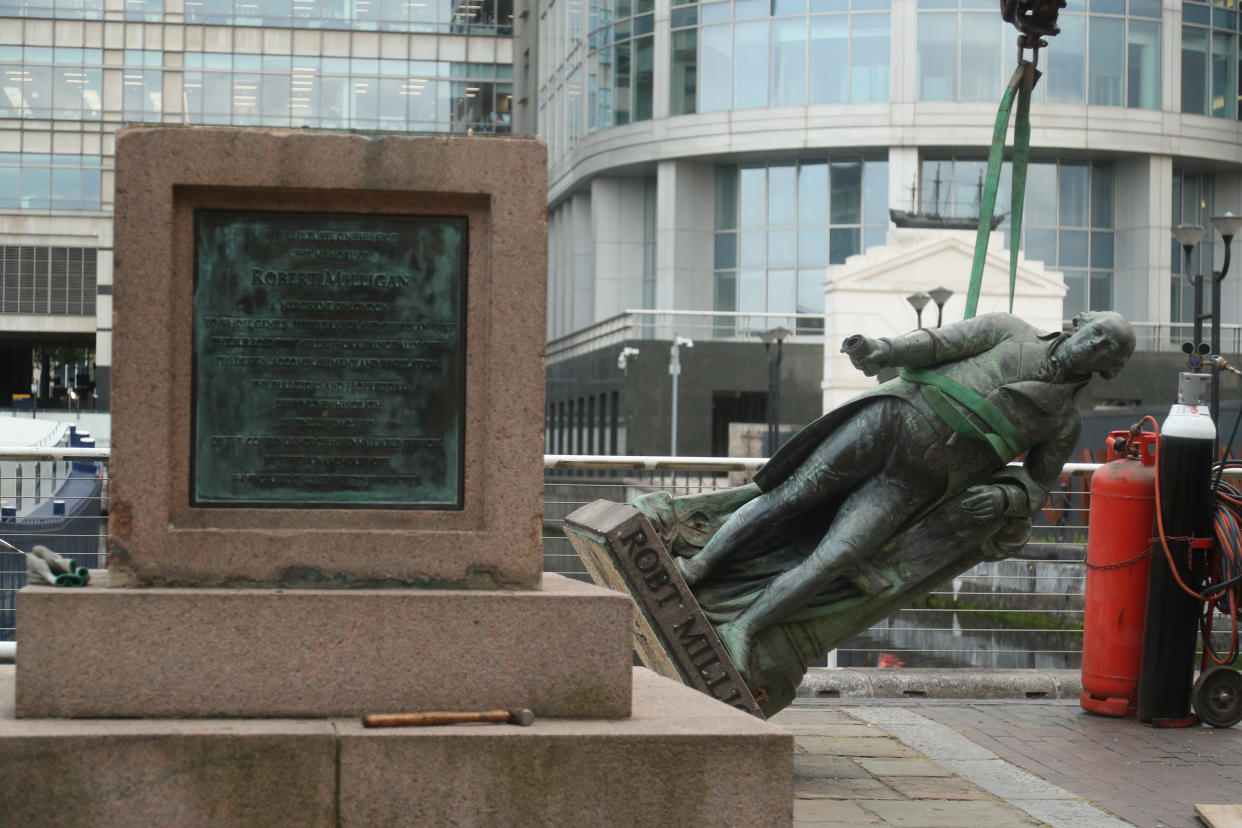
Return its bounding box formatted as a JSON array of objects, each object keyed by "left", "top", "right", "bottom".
[
  {"left": 0, "top": 0, "right": 514, "bottom": 405},
  {"left": 529, "top": 0, "right": 1242, "bottom": 455}
]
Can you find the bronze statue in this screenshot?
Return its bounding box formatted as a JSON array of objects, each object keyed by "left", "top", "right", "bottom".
[{"left": 635, "top": 311, "right": 1134, "bottom": 710}]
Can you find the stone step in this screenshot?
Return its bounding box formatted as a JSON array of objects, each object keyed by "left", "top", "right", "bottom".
[
  {"left": 0, "top": 667, "right": 793, "bottom": 827},
  {"left": 16, "top": 572, "right": 632, "bottom": 719}
]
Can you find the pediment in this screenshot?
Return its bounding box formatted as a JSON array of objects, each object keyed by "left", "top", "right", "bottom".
[{"left": 825, "top": 230, "right": 1065, "bottom": 297}]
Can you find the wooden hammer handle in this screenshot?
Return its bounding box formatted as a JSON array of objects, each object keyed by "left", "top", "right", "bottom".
[{"left": 362, "top": 709, "right": 520, "bottom": 728}]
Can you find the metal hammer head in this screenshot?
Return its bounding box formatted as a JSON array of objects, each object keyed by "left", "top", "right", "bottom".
[{"left": 508, "top": 708, "right": 535, "bottom": 726}]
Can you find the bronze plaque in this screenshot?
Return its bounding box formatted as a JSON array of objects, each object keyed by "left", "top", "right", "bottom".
[{"left": 192, "top": 210, "right": 466, "bottom": 509}]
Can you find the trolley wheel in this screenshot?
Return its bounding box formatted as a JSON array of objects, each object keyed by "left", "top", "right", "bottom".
[{"left": 1192, "top": 666, "right": 1242, "bottom": 728}]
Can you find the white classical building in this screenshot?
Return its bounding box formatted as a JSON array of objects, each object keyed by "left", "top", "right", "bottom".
[{"left": 524, "top": 0, "right": 1242, "bottom": 454}]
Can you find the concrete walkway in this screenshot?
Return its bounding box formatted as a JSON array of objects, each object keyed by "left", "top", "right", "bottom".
[{"left": 776, "top": 697, "right": 1242, "bottom": 827}]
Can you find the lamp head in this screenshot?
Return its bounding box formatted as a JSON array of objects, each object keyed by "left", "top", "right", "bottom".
[
  {"left": 1172, "top": 223, "right": 1206, "bottom": 248},
  {"left": 1212, "top": 211, "right": 1242, "bottom": 242},
  {"left": 906, "top": 292, "right": 931, "bottom": 312},
  {"left": 928, "top": 286, "right": 954, "bottom": 308},
  {"left": 757, "top": 327, "right": 792, "bottom": 345}
]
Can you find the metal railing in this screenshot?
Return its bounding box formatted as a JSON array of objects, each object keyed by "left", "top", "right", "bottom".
[
  {"left": 546, "top": 310, "right": 827, "bottom": 364},
  {"left": 545, "top": 312, "right": 1242, "bottom": 366},
  {"left": 2, "top": 446, "right": 1233, "bottom": 672}
]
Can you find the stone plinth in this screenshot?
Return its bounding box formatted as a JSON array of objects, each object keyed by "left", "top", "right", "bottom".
[
  {"left": 110, "top": 127, "right": 547, "bottom": 589},
  {"left": 16, "top": 573, "right": 631, "bottom": 719},
  {"left": 0, "top": 668, "right": 794, "bottom": 828}
]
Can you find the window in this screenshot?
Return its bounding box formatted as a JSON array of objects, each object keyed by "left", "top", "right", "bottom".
[
  {"left": 670, "top": 0, "right": 890, "bottom": 116},
  {"left": 0, "top": 154, "right": 103, "bottom": 211},
  {"left": 181, "top": 56, "right": 510, "bottom": 133},
  {"left": 918, "top": 0, "right": 1159, "bottom": 109},
  {"left": 1182, "top": 0, "right": 1239, "bottom": 119},
  {"left": 176, "top": 0, "right": 514, "bottom": 33},
  {"left": 922, "top": 156, "right": 1115, "bottom": 318},
  {"left": 714, "top": 158, "right": 887, "bottom": 332},
  {"left": 587, "top": 0, "right": 654, "bottom": 129},
  {"left": 0, "top": 46, "right": 103, "bottom": 120}
]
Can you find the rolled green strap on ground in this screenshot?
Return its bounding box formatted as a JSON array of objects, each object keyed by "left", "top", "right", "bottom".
[{"left": 26, "top": 545, "right": 91, "bottom": 587}]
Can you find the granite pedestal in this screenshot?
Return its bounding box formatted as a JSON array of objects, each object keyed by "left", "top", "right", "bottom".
[
  {"left": 1, "top": 668, "right": 794, "bottom": 827},
  {"left": 10, "top": 128, "right": 794, "bottom": 825}
]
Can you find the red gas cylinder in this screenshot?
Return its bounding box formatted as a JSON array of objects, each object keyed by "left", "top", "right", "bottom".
[{"left": 1080, "top": 429, "right": 1158, "bottom": 717}]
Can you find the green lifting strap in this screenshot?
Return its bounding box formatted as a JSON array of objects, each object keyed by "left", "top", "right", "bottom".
[
  {"left": 965, "top": 61, "right": 1039, "bottom": 320},
  {"left": 900, "top": 366, "right": 1030, "bottom": 463}
]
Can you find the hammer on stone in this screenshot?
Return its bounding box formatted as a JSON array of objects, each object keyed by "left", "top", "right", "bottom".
[{"left": 361, "top": 708, "right": 535, "bottom": 728}]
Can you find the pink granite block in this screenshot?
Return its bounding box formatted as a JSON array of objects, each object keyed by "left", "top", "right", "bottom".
[
  {"left": 110, "top": 127, "right": 547, "bottom": 588},
  {"left": 16, "top": 573, "right": 632, "bottom": 719},
  {"left": 337, "top": 669, "right": 795, "bottom": 827},
  {"left": 1, "top": 669, "right": 792, "bottom": 827},
  {"left": 0, "top": 716, "right": 336, "bottom": 828}
]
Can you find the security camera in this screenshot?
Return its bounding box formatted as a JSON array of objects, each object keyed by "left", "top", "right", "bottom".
[{"left": 617, "top": 346, "right": 640, "bottom": 373}]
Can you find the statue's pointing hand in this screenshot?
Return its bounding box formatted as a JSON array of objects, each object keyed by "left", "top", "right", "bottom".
[
  {"left": 841, "top": 335, "right": 891, "bottom": 377},
  {"left": 961, "top": 485, "right": 1007, "bottom": 522}
]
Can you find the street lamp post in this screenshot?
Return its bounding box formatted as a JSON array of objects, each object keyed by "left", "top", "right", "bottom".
[
  {"left": 669, "top": 336, "right": 693, "bottom": 456},
  {"left": 906, "top": 293, "right": 931, "bottom": 329},
  {"left": 1209, "top": 212, "right": 1242, "bottom": 425},
  {"left": 1172, "top": 223, "right": 1207, "bottom": 347},
  {"left": 757, "top": 327, "right": 792, "bottom": 456},
  {"left": 1171, "top": 213, "right": 1242, "bottom": 426},
  {"left": 928, "top": 286, "right": 954, "bottom": 328}
]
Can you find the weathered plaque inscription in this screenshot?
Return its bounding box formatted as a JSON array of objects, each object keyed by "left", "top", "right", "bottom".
[{"left": 192, "top": 210, "right": 466, "bottom": 509}]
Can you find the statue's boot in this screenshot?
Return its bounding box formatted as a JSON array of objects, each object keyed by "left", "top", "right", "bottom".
[{"left": 674, "top": 493, "right": 772, "bottom": 586}]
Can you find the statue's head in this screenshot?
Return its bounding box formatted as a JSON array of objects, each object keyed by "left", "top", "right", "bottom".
[{"left": 1062, "top": 311, "right": 1135, "bottom": 379}]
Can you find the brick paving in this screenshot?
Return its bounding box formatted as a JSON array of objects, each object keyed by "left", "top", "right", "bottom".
[
  {"left": 911, "top": 699, "right": 1242, "bottom": 828},
  {"left": 774, "top": 708, "right": 1046, "bottom": 827}
]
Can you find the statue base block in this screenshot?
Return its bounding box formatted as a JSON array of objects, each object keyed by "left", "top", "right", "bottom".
[
  {"left": 15, "top": 572, "right": 632, "bottom": 719},
  {"left": 563, "top": 500, "right": 763, "bottom": 717},
  {"left": 0, "top": 667, "right": 793, "bottom": 827}
]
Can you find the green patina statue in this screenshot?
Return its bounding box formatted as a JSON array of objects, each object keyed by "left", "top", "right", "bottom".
[{"left": 633, "top": 311, "right": 1135, "bottom": 713}]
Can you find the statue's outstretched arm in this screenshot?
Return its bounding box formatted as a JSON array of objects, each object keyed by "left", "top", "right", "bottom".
[{"left": 844, "top": 313, "right": 1040, "bottom": 376}]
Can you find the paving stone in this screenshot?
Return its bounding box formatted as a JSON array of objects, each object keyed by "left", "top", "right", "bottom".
[
  {"left": 795, "top": 735, "right": 919, "bottom": 758},
  {"left": 774, "top": 709, "right": 865, "bottom": 726},
  {"left": 859, "top": 798, "right": 1044, "bottom": 827},
  {"left": 793, "top": 798, "right": 882, "bottom": 824},
  {"left": 939, "top": 758, "right": 1074, "bottom": 800},
  {"left": 794, "top": 754, "right": 871, "bottom": 779},
  {"left": 1009, "top": 797, "right": 1134, "bottom": 828},
  {"left": 876, "top": 722, "right": 1000, "bottom": 760},
  {"left": 879, "top": 774, "right": 992, "bottom": 800},
  {"left": 784, "top": 723, "right": 882, "bottom": 738},
  {"left": 917, "top": 700, "right": 1242, "bottom": 828},
  {"left": 849, "top": 706, "right": 934, "bottom": 726},
  {"left": 794, "top": 776, "right": 901, "bottom": 800},
  {"left": 856, "top": 758, "right": 953, "bottom": 777}
]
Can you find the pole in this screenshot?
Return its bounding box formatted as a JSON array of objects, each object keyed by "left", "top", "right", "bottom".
[
  {"left": 772, "top": 338, "right": 782, "bottom": 453},
  {"left": 669, "top": 336, "right": 692, "bottom": 457},
  {"left": 670, "top": 351, "right": 679, "bottom": 458},
  {"left": 1211, "top": 271, "right": 1222, "bottom": 426}
]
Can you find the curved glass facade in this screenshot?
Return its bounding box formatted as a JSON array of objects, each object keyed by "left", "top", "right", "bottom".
[
  {"left": 671, "top": 0, "right": 890, "bottom": 115},
  {"left": 918, "top": 0, "right": 1160, "bottom": 107},
  {"left": 1182, "top": 0, "right": 1240, "bottom": 119},
  {"left": 587, "top": 0, "right": 654, "bottom": 128},
  {"left": 920, "top": 156, "right": 1115, "bottom": 316}
]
